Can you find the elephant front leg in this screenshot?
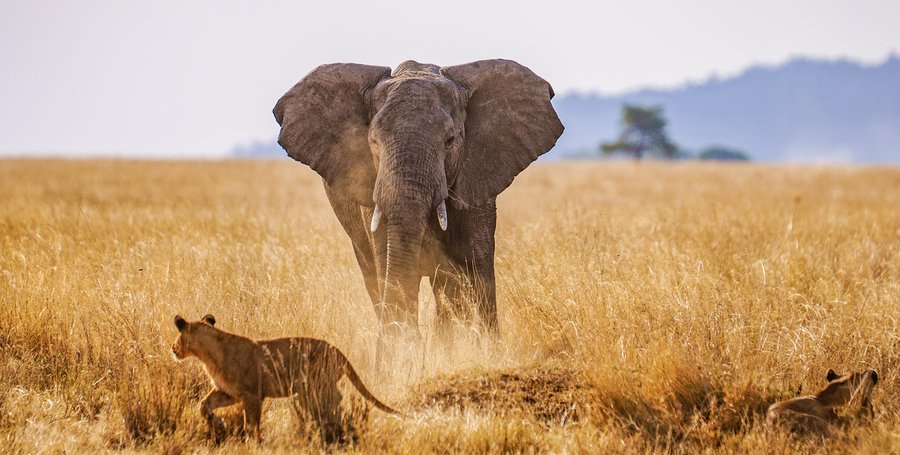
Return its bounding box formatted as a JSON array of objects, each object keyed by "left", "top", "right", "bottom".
[
  {"left": 432, "top": 261, "right": 497, "bottom": 341},
  {"left": 351, "top": 234, "right": 383, "bottom": 306},
  {"left": 471, "top": 251, "right": 497, "bottom": 335},
  {"left": 442, "top": 199, "right": 499, "bottom": 338},
  {"left": 324, "top": 184, "right": 384, "bottom": 307},
  {"left": 469, "top": 203, "right": 498, "bottom": 336}
]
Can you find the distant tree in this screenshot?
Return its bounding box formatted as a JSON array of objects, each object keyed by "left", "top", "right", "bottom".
[
  {"left": 697, "top": 146, "right": 750, "bottom": 161},
  {"left": 601, "top": 104, "right": 678, "bottom": 159}
]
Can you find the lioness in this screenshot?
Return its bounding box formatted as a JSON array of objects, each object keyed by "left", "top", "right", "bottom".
[
  {"left": 172, "top": 314, "right": 397, "bottom": 442},
  {"left": 766, "top": 369, "right": 879, "bottom": 435}
]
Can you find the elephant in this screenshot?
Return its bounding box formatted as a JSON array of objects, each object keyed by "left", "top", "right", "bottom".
[{"left": 273, "top": 59, "right": 563, "bottom": 350}]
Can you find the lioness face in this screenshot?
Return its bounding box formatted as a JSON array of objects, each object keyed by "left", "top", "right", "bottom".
[
  {"left": 823, "top": 369, "right": 879, "bottom": 408},
  {"left": 172, "top": 314, "right": 217, "bottom": 361}
]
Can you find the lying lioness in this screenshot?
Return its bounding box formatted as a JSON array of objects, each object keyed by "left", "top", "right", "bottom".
[
  {"left": 172, "top": 314, "right": 397, "bottom": 442},
  {"left": 767, "top": 369, "right": 879, "bottom": 435}
]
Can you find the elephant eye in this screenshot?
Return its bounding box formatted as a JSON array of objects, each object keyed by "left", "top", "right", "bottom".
[{"left": 444, "top": 135, "right": 455, "bottom": 149}]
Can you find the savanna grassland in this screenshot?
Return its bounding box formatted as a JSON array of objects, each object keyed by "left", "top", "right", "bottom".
[{"left": 0, "top": 159, "right": 897, "bottom": 454}]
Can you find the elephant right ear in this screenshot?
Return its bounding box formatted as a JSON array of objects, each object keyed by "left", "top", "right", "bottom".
[{"left": 274, "top": 64, "right": 391, "bottom": 205}]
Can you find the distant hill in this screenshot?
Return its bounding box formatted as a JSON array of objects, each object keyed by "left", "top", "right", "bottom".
[
  {"left": 233, "top": 56, "right": 900, "bottom": 163},
  {"left": 552, "top": 56, "right": 900, "bottom": 163},
  {"left": 231, "top": 139, "right": 288, "bottom": 159}
]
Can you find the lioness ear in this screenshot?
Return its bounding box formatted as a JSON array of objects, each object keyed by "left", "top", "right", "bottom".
[
  {"left": 870, "top": 370, "right": 878, "bottom": 385},
  {"left": 202, "top": 314, "right": 216, "bottom": 326},
  {"left": 826, "top": 369, "right": 839, "bottom": 382},
  {"left": 174, "top": 315, "right": 187, "bottom": 332}
]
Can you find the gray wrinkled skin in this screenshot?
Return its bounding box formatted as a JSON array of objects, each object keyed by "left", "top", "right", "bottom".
[{"left": 274, "top": 59, "right": 564, "bottom": 353}]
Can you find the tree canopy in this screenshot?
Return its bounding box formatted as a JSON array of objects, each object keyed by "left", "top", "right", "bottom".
[
  {"left": 601, "top": 104, "right": 678, "bottom": 159},
  {"left": 697, "top": 146, "right": 750, "bottom": 161}
]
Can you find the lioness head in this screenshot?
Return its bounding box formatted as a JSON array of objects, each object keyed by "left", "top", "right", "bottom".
[
  {"left": 172, "top": 314, "right": 217, "bottom": 360},
  {"left": 818, "top": 368, "right": 879, "bottom": 410}
]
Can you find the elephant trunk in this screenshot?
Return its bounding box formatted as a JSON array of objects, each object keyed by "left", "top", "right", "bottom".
[
  {"left": 378, "top": 193, "right": 428, "bottom": 339},
  {"left": 371, "top": 131, "right": 448, "bottom": 341}
]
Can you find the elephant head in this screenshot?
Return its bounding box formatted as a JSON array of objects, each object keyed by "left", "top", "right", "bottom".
[{"left": 274, "top": 59, "right": 563, "bottom": 334}]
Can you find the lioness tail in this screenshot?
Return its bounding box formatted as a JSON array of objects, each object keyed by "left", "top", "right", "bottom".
[{"left": 342, "top": 360, "right": 399, "bottom": 415}]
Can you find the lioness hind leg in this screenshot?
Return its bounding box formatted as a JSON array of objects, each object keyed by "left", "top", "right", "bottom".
[
  {"left": 770, "top": 409, "right": 832, "bottom": 436},
  {"left": 309, "top": 381, "right": 344, "bottom": 444},
  {"left": 291, "top": 392, "right": 312, "bottom": 432},
  {"left": 200, "top": 390, "right": 237, "bottom": 442}
]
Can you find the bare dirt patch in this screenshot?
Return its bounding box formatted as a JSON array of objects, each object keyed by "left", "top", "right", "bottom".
[{"left": 410, "top": 365, "right": 593, "bottom": 426}]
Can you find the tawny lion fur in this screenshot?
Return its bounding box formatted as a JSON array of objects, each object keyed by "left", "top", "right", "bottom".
[
  {"left": 766, "top": 369, "right": 879, "bottom": 435},
  {"left": 172, "top": 314, "right": 397, "bottom": 442}
]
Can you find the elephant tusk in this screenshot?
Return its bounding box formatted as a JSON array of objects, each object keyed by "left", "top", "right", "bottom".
[
  {"left": 437, "top": 200, "right": 448, "bottom": 231},
  {"left": 370, "top": 205, "right": 382, "bottom": 232}
]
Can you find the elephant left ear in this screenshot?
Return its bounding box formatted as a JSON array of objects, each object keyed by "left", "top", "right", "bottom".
[
  {"left": 441, "top": 59, "right": 564, "bottom": 208},
  {"left": 273, "top": 63, "right": 391, "bottom": 206}
]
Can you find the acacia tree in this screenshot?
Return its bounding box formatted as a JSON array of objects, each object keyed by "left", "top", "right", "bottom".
[{"left": 601, "top": 104, "right": 678, "bottom": 159}]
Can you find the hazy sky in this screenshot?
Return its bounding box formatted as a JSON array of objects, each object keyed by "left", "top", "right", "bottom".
[{"left": 2, "top": 1, "right": 899, "bottom": 157}]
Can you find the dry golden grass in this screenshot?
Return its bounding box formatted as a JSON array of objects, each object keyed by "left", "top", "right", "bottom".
[{"left": 0, "top": 158, "right": 897, "bottom": 453}]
